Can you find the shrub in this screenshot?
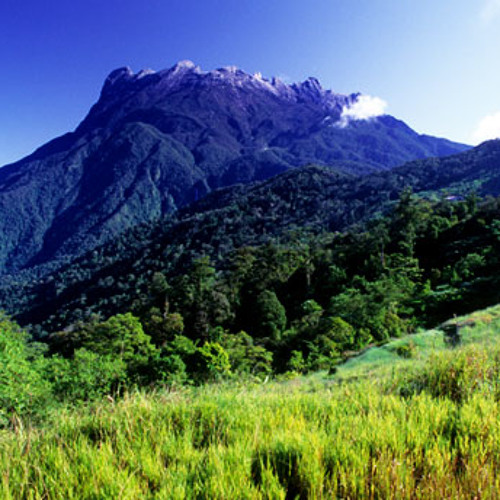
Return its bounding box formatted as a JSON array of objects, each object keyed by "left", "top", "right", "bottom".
[
  {"left": 219, "top": 330, "right": 273, "bottom": 377},
  {"left": 0, "top": 314, "right": 51, "bottom": 426},
  {"left": 192, "top": 342, "right": 231, "bottom": 382},
  {"left": 288, "top": 350, "right": 306, "bottom": 374},
  {"left": 392, "top": 340, "right": 417, "bottom": 359},
  {"left": 43, "top": 349, "right": 127, "bottom": 403}
]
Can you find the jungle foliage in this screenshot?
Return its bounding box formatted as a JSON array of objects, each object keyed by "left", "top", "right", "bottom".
[{"left": 3, "top": 189, "right": 500, "bottom": 414}]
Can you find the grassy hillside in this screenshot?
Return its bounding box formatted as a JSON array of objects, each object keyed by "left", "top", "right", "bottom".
[
  {"left": 3, "top": 306, "right": 500, "bottom": 498},
  {"left": 338, "top": 303, "right": 500, "bottom": 380}
]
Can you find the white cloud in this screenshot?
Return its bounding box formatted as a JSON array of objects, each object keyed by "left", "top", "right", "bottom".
[
  {"left": 339, "top": 95, "right": 387, "bottom": 127},
  {"left": 481, "top": 0, "right": 500, "bottom": 23},
  {"left": 472, "top": 112, "right": 500, "bottom": 144}
]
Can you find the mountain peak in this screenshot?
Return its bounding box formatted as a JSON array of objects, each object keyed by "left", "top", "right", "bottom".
[
  {"left": 174, "top": 59, "right": 196, "bottom": 70},
  {"left": 100, "top": 61, "right": 343, "bottom": 105},
  {"left": 101, "top": 66, "right": 154, "bottom": 97},
  {"left": 103, "top": 66, "right": 133, "bottom": 86},
  {"left": 169, "top": 59, "right": 203, "bottom": 75},
  {"left": 0, "top": 59, "right": 470, "bottom": 278},
  {"left": 302, "top": 76, "right": 323, "bottom": 91}
]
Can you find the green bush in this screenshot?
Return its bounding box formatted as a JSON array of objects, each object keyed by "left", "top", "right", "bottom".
[
  {"left": 43, "top": 349, "right": 127, "bottom": 403},
  {"left": 192, "top": 342, "right": 231, "bottom": 382},
  {"left": 77, "top": 313, "right": 158, "bottom": 380},
  {"left": 151, "top": 335, "right": 197, "bottom": 385},
  {"left": 392, "top": 340, "right": 417, "bottom": 359},
  {"left": 288, "top": 350, "right": 306, "bottom": 373},
  {"left": 219, "top": 330, "right": 273, "bottom": 378},
  {"left": 0, "top": 314, "right": 51, "bottom": 426}
]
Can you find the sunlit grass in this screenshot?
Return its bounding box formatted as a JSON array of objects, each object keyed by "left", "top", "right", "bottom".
[
  {"left": 4, "top": 305, "right": 500, "bottom": 498},
  {"left": 337, "top": 303, "right": 500, "bottom": 383},
  {"left": 3, "top": 380, "right": 500, "bottom": 498}
]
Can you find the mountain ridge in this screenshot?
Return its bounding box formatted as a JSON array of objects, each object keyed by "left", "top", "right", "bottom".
[{"left": 0, "top": 61, "right": 468, "bottom": 276}]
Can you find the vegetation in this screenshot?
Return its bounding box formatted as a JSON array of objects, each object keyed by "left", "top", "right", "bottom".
[
  {"left": 3, "top": 146, "right": 500, "bottom": 495},
  {"left": 2, "top": 307, "right": 500, "bottom": 497},
  {"left": 1, "top": 186, "right": 500, "bottom": 392},
  {"left": 3, "top": 189, "right": 499, "bottom": 381},
  {"left": 0, "top": 189, "right": 500, "bottom": 397},
  {"left": 3, "top": 140, "right": 500, "bottom": 339},
  {"left": 1, "top": 186, "right": 500, "bottom": 496}
]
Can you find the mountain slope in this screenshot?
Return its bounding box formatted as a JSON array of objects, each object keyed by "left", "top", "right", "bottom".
[
  {"left": 3, "top": 139, "right": 500, "bottom": 332},
  {"left": 0, "top": 61, "right": 468, "bottom": 275}
]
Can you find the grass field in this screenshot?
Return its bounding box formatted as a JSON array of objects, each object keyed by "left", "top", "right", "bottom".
[{"left": 4, "top": 306, "right": 500, "bottom": 498}]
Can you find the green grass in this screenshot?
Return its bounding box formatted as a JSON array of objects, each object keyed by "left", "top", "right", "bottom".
[
  {"left": 337, "top": 303, "right": 500, "bottom": 382},
  {"left": 4, "top": 305, "right": 500, "bottom": 498}
]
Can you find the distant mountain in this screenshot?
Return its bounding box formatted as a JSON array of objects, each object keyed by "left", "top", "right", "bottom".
[
  {"left": 4, "top": 139, "right": 500, "bottom": 333},
  {"left": 0, "top": 61, "right": 468, "bottom": 276}
]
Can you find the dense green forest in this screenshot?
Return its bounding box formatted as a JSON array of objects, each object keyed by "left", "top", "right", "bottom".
[
  {"left": 3, "top": 187, "right": 500, "bottom": 419},
  {"left": 3, "top": 139, "right": 500, "bottom": 336}
]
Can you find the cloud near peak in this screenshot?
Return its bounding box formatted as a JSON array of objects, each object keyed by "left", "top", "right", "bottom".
[
  {"left": 472, "top": 111, "right": 500, "bottom": 144},
  {"left": 339, "top": 95, "right": 388, "bottom": 127}
]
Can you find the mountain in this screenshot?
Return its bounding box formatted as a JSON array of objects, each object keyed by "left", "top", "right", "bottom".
[
  {"left": 4, "top": 139, "right": 500, "bottom": 333},
  {"left": 0, "top": 61, "right": 468, "bottom": 276}
]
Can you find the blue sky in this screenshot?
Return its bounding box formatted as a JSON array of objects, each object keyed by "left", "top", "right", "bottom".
[{"left": 1, "top": 0, "right": 500, "bottom": 166}]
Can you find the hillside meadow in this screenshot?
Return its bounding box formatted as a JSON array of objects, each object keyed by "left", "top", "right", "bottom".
[{"left": 3, "top": 306, "right": 500, "bottom": 498}]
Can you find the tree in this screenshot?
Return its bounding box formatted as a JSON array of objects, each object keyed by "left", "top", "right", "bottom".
[
  {"left": 149, "top": 272, "right": 171, "bottom": 312},
  {"left": 297, "top": 300, "right": 323, "bottom": 330},
  {"left": 287, "top": 350, "right": 306, "bottom": 373},
  {"left": 44, "top": 349, "right": 126, "bottom": 403},
  {"left": 151, "top": 335, "right": 197, "bottom": 386},
  {"left": 253, "top": 290, "right": 287, "bottom": 343},
  {"left": 319, "top": 316, "right": 356, "bottom": 348},
  {"left": 328, "top": 276, "right": 410, "bottom": 343},
  {"left": 80, "top": 313, "right": 157, "bottom": 377},
  {"left": 192, "top": 342, "right": 231, "bottom": 382},
  {"left": 173, "top": 257, "right": 231, "bottom": 338},
  {"left": 391, "top": 188, "right": 429, "bottom": 257},
  {"left": 143, "top": 309, "right": 184, "bottom": 347},
  {"left": 219, "top": 330, "right": 273, "bottom": 377}
]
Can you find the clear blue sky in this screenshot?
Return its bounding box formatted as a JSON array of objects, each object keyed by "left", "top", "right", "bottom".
[{"left": 1, "top": 0, "right": 500, "bottom": 166}]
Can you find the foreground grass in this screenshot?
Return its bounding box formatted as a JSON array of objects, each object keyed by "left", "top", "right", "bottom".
[{"left": 4, "top": 306, "right": 500, "bottom": 498}]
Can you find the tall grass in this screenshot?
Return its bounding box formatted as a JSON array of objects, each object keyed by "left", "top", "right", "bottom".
[
  {"left": 2, "top": 375, "right": 500, "bottom": 498},
  {"left": 4, "top": 306, "right": 500, "bottom": 498}
]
